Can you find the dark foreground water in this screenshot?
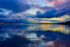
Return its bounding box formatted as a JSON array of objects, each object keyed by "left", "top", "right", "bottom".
[{"left": 0, "top": 24, "right": 70, "bottom": 47}]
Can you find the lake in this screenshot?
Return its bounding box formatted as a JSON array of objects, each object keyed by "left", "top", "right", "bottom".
[{"left": 0, "top": 24, "right": 70, "bottom": 47}]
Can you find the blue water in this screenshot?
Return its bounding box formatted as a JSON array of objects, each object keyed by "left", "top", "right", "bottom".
[{"left": 0, "top": 24, "right": 70, "bottom": 47}]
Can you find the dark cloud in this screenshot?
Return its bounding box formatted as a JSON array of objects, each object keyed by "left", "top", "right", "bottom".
[
  {"left": 55, "top": 8, "right": 70, "bottom": 17},
  {"left": 0, "top": 0, "right": 30, "bottom": 13},
  {"left": 35, "top": 8, "right": 70, "bottom": 18},
  {"left": 0, "top": 1, "right": 19, "bottom": 13}
]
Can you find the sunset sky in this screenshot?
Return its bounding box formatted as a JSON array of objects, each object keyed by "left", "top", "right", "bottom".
[{"left": 0, "top": 0, "right": 70, "bottom": 23}]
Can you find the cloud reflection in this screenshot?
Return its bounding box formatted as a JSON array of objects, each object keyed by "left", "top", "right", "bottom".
[{"left": 0, "top": 24, "right": 70, "bottom": 47}]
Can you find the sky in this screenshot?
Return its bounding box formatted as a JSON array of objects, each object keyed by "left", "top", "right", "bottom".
[{"left": 0, "top": 0, "right": 70, "bottom": 23}]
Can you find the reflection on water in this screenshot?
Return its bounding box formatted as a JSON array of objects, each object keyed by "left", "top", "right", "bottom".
[{"left": 0, "top": 24, "right": 70, "bottom": 47}]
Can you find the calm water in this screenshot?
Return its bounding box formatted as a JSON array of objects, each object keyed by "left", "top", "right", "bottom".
[{"left": 0, "top": 24, "right": 70, "bottom": 47}]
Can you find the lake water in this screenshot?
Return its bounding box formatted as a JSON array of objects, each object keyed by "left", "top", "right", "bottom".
[{"left": 0, "top": 24, "right": 70, "bottom": 47}]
